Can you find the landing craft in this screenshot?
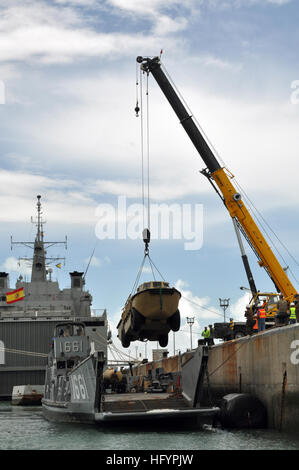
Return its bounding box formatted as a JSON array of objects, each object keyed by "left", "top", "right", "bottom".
[{"left": 42, "top": 320, "right": 219, "bottom": 426}]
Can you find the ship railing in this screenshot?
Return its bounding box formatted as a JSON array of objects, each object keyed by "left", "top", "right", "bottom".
[{"left": 91, "top": 309, "right": 106, "bottom": 316}]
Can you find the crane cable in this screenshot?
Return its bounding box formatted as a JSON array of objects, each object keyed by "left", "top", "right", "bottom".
[
  {"left": 135, "top": 67, "right": 169, "bottom": 291},
  {"left": 161, "top": 60, "right": 299, "bottom": 286},
  {"left": 136, "top": 65, "right": 151, "bottom": 232},
  {"left": 233, "top": 179, "right": 299, "bottom": 286}
]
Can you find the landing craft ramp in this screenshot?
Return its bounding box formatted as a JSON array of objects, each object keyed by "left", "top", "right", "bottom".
[
  {"left": 96, "top": 346, "right": 219, "bottom": 426},
  {"left": 96, "top": 392, "right": 218, "bottom": 425}
]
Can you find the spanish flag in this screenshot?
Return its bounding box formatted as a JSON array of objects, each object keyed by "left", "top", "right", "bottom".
[{"left": 6, "top": 288, "right": 25, "bottom": 304}]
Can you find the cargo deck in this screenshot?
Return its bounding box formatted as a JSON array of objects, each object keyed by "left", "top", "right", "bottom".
[{"left": 97, "top": 392, "right": 218, "bottom": 425}]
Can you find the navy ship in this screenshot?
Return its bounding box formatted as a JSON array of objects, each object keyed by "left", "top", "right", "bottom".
[
  {"left": 42, "top": 320, "right": 219, "bottom": 426},
  {"left": 0, "top": 196, "right": 107, "bottom": 399}
]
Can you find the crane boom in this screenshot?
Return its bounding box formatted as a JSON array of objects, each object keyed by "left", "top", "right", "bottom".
[{"left": 137, "top": 55, "right": 297, "bottom": 300}]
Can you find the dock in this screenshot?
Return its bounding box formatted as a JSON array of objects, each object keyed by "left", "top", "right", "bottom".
[{"left": 132, "top": 324, "right": 299, "bottom": 431}]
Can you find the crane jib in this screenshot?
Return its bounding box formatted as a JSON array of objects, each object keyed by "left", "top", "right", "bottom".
[
  {"left": 136, "top": 55, "right": 298, "bottom": 301},
  {"left": 137, "top": 56, "right": 221, "bottom": 175}
]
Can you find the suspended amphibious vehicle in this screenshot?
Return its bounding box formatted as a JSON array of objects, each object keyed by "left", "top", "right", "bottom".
[
  {"left": 117, "top": 280, "right": 181, "bottom": 348},
  {"left": 117, "top": 230, "right": 181, "bottom": 349}
]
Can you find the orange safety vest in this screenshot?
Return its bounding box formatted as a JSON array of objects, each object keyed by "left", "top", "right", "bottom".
[{"left": 258, "top": 308, "right": 266, "bottom": 319}]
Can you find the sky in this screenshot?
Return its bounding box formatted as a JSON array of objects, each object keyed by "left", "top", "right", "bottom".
[{"left": 0, "top": 0, "right": 299, "bottom": 362}]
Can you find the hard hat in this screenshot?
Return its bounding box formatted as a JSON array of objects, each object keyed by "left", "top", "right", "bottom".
[{"left": 246, "top": 305, "right": 250, "bottom": 309}]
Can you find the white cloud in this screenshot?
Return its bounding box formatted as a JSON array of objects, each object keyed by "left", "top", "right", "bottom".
[
  {"left": 0, "top": 1, "right": 183, "bottom": 64},
  {"left": 175, "top": 279, "right": 221, "bottom": 322},
  {"left": 0, "top": 169, "right": 98, "bottom": 224},
  {"left": 108, "top": 0, "right": 195, "bottom": 36},
  {"left": 83, "top": 255, "right": 111, "bottom": 267},
  {"left": 229, "top": 292, "right": 252, "bottom": 321},
  {"left": 264, "top": 0, "right": 291, "bottom": 4},
  {"left": 0, "top": 256, "right": 32, "bottom": 277},
  {"left": 204, "top": 0, "right": 291, "bottom": 7}
]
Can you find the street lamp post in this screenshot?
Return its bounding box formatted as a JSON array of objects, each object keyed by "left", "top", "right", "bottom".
[
  {"left": 186, "top": 317, "right": 195, "bottom": 350},
  {"left": 173, "top": 331, "right": 175, "bottom": 357},
  {"left": 219, "top": 298, "right": 230, "bottom": 322}
]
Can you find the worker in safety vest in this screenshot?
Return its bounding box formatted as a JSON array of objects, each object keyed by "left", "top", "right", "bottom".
[
  {"left": 295, "top": 294, "right": 299, "bottom": 323},
  {"left": 208, "top": 324, "right": 215, "bottom": 345},
  {"left": 257, "top": 302, "right": 266, "bottom": 332},
  {"left": 290, "top": 303, "right": 296, "bottom": 324},
  {"left": 201, "top": 327, "right": 210, "bottom": 345},
  {"left": 245, "top": 305, "right": 255, "bottom": 336},
  {"left": 252, "top": 304, "right": 258, "bottom": 333},
  {"left": 275, "top": 294, "right": 290, "bottom": 327}
]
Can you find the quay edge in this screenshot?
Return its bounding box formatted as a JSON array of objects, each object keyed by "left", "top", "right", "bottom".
[{"left": 132, "top": 324, "right": 299, "bottom": 431}]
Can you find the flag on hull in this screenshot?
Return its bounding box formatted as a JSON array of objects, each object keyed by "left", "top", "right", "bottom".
[{"left": 6, "top": 288, "right": 25, "bottom": 304}]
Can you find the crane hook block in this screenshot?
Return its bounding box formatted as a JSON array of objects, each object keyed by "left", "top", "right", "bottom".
[
  {"left": 143, "top": 228, "right": 150, "bottom": 255},
  {"left": 143, "top": 228, "right": 150, "bottom": 244}
]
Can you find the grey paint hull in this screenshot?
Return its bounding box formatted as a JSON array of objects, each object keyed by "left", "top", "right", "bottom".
[
  {"left": 96, "top": 408, "right": 219, "bottom": 426},
  {"left": 43, "top": 343, "right": 219, "bottom": 427},
  {"left": 42, "top": 400, "right": 95, "bottom": 424},
  {"left": 42, "top": 399, "right": 219, "bottom": 427},
  {"left": 0, "top": 316, "right": 107, "bottom": 399}
]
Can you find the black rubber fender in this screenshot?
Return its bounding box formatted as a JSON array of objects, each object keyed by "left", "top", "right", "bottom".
[{"left": 219, "top": 393, "right": 267, "bottom": 429}]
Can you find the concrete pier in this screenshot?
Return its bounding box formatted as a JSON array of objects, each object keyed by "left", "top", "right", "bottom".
[
  {"left": 206, "top": 323, "right": 299, "bottom": 431},
  {"left": 132, "top": 324, "right": 299, "bottom": 430}
]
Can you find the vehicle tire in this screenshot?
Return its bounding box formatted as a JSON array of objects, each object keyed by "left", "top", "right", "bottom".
[
  {"left": 234, "top": 331, "right": 245, "bottom": 339},
  {"left": 168, "top": 310, "right": 180, "bottom": 332},
  {"left": 121, "top": 330, "right": 130, "bottom": 348},
  {"left": 131, "top": 308, "right": 144, "bottom": 332},
  {"left": 158, "top": 335, "right": 168, "bottom": 347}
]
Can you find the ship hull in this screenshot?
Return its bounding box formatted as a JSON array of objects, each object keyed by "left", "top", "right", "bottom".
[
  {"left": 42, "top": 400, "right": 95, "bottom": 424},
  {"left": 95, "top": 407, "right": 218, "bottom": 427},
  {"left": 0, "top": 316, "right": 107, "bottom": 399},
  {"left": 43, "top": 338, "right": 219, "bottom": 428},
  {"left": 11, "top": 385, "right": 44, "bottom": 406}
]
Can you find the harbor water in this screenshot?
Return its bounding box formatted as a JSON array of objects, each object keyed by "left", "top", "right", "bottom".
[{"left": 1, "top": 402, "right": 299, "bottom": 451}]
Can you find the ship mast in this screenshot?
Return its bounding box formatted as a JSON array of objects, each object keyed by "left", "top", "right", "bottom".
[
  {"left": 36, "top": 194, "right": 43, "bottom": 243},
  {"left": 31, "top": 195, "right": 46, "bottom": 281},
  {"left": 11, "top": 195, "right": 67, "bottom": 282}
]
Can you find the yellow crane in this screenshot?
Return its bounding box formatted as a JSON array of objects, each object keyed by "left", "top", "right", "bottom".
[{"left": 136, "top": 56, "right": 298, "bottom": 314}]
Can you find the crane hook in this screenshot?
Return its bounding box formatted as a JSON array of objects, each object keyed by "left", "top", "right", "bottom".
[
  {"left": 135, "top": 101, "right": 140, "bottom": 117},
  {"left": 143, "top": 228, "right": 150, "bottom": 255}
]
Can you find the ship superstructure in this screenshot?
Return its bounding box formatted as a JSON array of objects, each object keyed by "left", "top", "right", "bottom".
[{"left": 0, "top": 196, "right": 107, "bottom": 399}]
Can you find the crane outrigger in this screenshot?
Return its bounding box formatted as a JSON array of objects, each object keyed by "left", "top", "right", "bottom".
[{"left": 136, "top": 56, "right": 297, "bottom": 322}]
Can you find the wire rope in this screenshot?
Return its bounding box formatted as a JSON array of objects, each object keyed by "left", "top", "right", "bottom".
[{"left": 161, "top": 59, "right": 299, "bottom": 287}]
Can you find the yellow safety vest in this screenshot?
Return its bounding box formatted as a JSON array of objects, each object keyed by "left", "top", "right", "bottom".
[
  {"left": 290, "top": 307, "right": 296, "bottom": 319},
  {"left": 202, "top": 329, "right": 210, "bottom": 339}
]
